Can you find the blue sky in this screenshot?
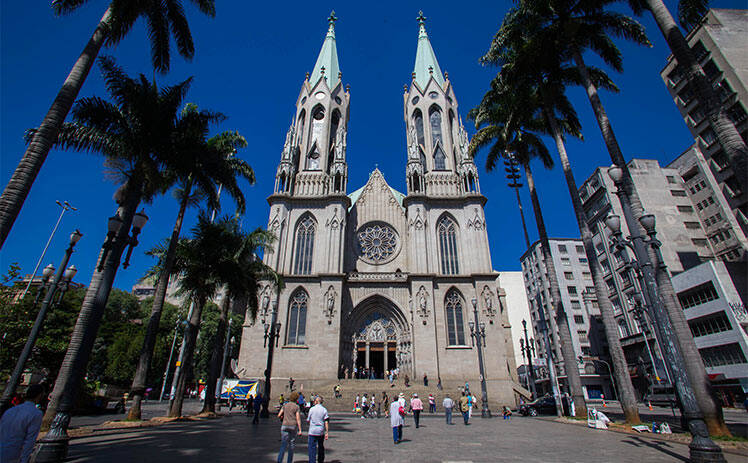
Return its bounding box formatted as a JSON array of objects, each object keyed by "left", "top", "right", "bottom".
[{"left": 1, "top": 1, "right": 744, "bottom": 292}]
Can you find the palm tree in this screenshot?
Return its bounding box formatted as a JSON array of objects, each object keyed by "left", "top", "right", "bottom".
[
  {"left": 38, "top": 57, "right": 211, "bottom": 428},
  {"left": 477, "top": 9, "right": 641, "bottom": 424},
  {"left": 0, "top": 0, "right": 217, "bottom": 248},
  {"left": 468, "top": 85, "right": 588, "bottom": 418},
  {"left": 126, "top": 124, "right": 253, "bottom": 420},
  {"left": 200, "top": 227, "right": 276, "bottom": 414},
  {"left": 508, "top": 0, "right": 728, "bottom": 435},
  {"left": 627, "top": 0, "right": 747, "bottom": 191}
]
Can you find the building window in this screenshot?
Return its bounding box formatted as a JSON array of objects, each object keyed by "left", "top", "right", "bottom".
[
  {"left": 582, "top": 272, "right": 591, "bottom": 280},
  {"left": 575, "top": 245, "right": 585, "bottom": 254},
  {"left": 429, "top": 105, "right": 443, "bottom": 146},
  {"left": 558, "top": 244, "right": 568, "bottom": 254},
  {"left": 564, "top": 272, "right": 575, "bottom": 281},
  {"left": 684, "top": 221, "right": 701, "bottom": 229},
  {"left": 577, "top": 330, "right": 588, "bottom": 342},
  {"left": 561, "top": 257, "right": 571, "bottom": 266},
  {"left": 689, "top": 311, "right": 732, "bottom": 338},
  {"left": 678, "top": 205, "right": 694, "bottom": 213},
  {"left": 445, "top": 289, "right": 467, "bottom": 346},
  {"left": 293, "top": 216, "right": 316, "bottom": 275},
  {"left": 286, "top": 289, "right": 308, "bottom": 345},
  {"left": 692, "top": 238, "right": 708, "bottom": 248},
  {"left": 691, "top": 41, "right": 708, "bottom": 61},
  {"left": 728, "top": 103, "right": 747, "bottom": 124},
  {"left": 617, "top": 318, "right": 629, "bottom": 338},
  {"left": 571, "top": 300, "right": 581, "bottom": 310},
  {"left": 567, "top": 286, "right": 577, "bottom": 296},
  {"left": 574, "top": 315, "right": 585, "bottom": 324},
  {"left": 699, "top": 128, "right": 717, "bottom": 147},
  {"left": 670, "top": 190, "right": 687, "bottom": 197},
  {"left": 699, "top": 343, "right": 747, "bottom": 368},
  {"left": 438, "top": 216, "right": 460, "bottom": 274},
  {"left": 678, "top": 281, "right": 718, "bottom": 309},
  {"left": 579, "top": 257, "right": 588, "bottom": 264},
  {"left": 434, "top": 146, "right": 446, "bottom": 170},
  {"left": 666, "top": 175, "right": 677, "bottom": 184},
  {"left": 600, "top": 259, "right": 610, "bottom": 272},
  {"left": 413, "top": 109, "right": 425, "bottom": 147}
]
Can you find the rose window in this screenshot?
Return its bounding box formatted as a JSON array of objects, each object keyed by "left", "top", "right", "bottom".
[{"left": 357, "top": 223, "right": 399, "bottom": 264}]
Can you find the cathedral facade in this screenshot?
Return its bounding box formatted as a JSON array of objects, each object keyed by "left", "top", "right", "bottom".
[{"left": 237, "top": 14, "right": 521, "bottom": 406}]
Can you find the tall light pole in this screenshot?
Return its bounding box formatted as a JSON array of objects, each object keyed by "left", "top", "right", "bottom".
[
  {"left": 536, "top": 295, "right": 563, "bottom": 417},
  {"left": 469, "top": 298, "right": 491, "bottom": 418},
  {"left": 21, "top": 201, "right": 77, "bottom": 299},
  {"left": 159, "top": 320, "right": 185, "bottom": 403},
  {"left": 0, "top": 230, "right": 82, "bottom": 416},
  {"left": 605, "top": 165, "right": 725, "bottom": 463},
  {"left": 504, "top": 153, "right": 531, "bottom": 249},
  {"left": 261, "top": 299, "right": 281, "bottom": 418},
  {"left": 521, "top": 319, "right": 537, "bottom": 399}
]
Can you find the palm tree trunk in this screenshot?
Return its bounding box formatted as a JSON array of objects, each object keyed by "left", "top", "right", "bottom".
[
  {"left": 514, "top": 186, "right": 532, "bottom": 249},
  {"left": 200, "top": 294, "right": 231, "bottom": 414},
  {"left": 645, "top": 0, "right": 747, "bottom": 191},
  {"left": 42, "top": 179, "right": 141, "bottom": 429},
  {"left": 571, "top": 49, "right": 729, "bottom": 436},
  {"left": 0, "top": 7, "right": 112, "bottom": 249},
  {"left": 523, "top": 161, "right": 587, "bottom": 417},
  {"left": 168, "top": 297, "right": 206, "bottom": 418},
  {"left": 543, "top": 103, "right": 641, "bottom": 424},
  {"left": 127, "top": 183, "right": 192, "bottom": 420}
]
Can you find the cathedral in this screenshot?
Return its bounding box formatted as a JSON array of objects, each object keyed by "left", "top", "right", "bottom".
[{"left": 237, "top": 13, "right": 522, "bottom": 406}]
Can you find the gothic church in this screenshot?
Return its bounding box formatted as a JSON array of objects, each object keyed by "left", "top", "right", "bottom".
[{"left": 237, "top": 13, "right": 521, "bottom": 406}]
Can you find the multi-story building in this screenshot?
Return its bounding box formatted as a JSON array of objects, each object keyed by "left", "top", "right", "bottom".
[
  {"left": 501, "top": 271, "right": 535, "bottom": 376},
  {"left": 671, "top": 260, "right": 748, "bottom": 406},
  {"left": 669, "top": 144, "right": 748, "bottom": 262},
  {"left": 660, "top": 9, "right": 747, "bottom": 237},
  {"left": 520, "top": 238, "right": 611, "bottom": 400},
  {"left": 131, "top": 276, "right": 185, "bottom": 307},
  {"left": 578, "top": 159, "right": 715, "bottom": 395},
  {"left": 236, "top": 14, "right": 521, "bottom": 406}
]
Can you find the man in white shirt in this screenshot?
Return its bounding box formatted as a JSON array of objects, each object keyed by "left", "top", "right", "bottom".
[
  {"left": 1, "top": 384, "right": 44, "bottom": 463},
  {"left": 442, "top": 394, "right": 455, "bottom": 425},
  {"left": 389, "top": 397, "right": 404, "bottom": 444},
  {"left": 307, "top": 396, "right": 329, "bottom": 463}
]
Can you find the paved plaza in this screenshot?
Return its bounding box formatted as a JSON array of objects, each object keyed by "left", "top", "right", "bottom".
[{"left": 64, "top": 407, "right": 746, "bottom": 463}]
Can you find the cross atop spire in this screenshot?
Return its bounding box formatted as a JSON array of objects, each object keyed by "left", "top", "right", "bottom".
[
  {"left": 412, "top": 11, "right": 444, "bottom": 90},
  {"left": 310, "top": 12, "right": 341, "bottom": 89}
]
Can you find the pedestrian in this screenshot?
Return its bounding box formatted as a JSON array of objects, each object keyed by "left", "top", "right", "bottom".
[
  {"left": 502, "top": 406, "right": 513, "bottom": 420},
  {"left": 353, "top": 366, "right": 358, "bottom": 379},
  {"left": 307, "top": 396, "right": 329, "bottom": 463},
  {"left": 253, "top": 392, "right": 263, "bottom": 424},
  {"left": 437, "top": 377, "right": 443, "bottom": 391},
  {"left": 247, "top": 394, "right": 254, "bottom": 417},
  {"left": 370, "top": 393, "right": 377, "bottom": 418},
  {"left": 442, "top": 394, "right": 454, "bottom": 425},
  {"left": 279, "top": 393, "right": 285, "bottom": 407},
  {"left": 361, "top": 394, "right": 369, "bottom": 419},
  {"left": 289, "top": 377, "right": 295, "bottom": 391},
  {"left": 423, "top": 374, "right": 428, "bottom": 387},
  {"left": 0, "top": 384, "right": 44, "bottom": 463},
  {"left": 464, "top": 381, "right": 470, "bottom": 394},
  {"left": 389, "top": 397, "right": 405, "bottom": 444},
  {"left": 388, "top": 371, "right": 394, "bottom": 387},
  {"left": 277, "top": 392, "right": 302, "bottom": 463},
  {"left": 467, "top": 392, "right": 474, "bottom": 419},
  {"left": 354, "top": 394, "right": 359, "bottom": 414},
  {"left": 459, "top": 391, "right": 470, "bottom": 425},
  {"left": 229, "top": 390, "right": 236, "bottom": 411},
  {"left": 404, "top": 375, "right": 410, "bottom": 388},
  {"left": 398, "top": 393, "right": 406, "bottom": 409},
  {"left": 297, "top": 391, "right": 306, "bottom": 416},
  {"left": 410, "top": 393, "right": 423, "bottom": 428},
  {"left": 382, "top": 392, "right": 389, "bottom": 414},
  {"left": 428, "top": 394, "right": 436, "bottom": 413}
]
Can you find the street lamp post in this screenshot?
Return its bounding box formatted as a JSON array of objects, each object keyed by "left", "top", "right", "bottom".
[
  {"left": 21, "top": 201, "right": 77, "bottom": 299},
  {"left": 629, "top": 294, "right": 668, "bottom": 386},
  {"left": 521, "top": 319, "right": 537, "bottom": 399},
  {"left": 579, "top": 356, "right": 618, "bottom": 402},
  {"left": 159, "top": 320, "right": 185, "bottom": 403},
  {"left": 261, "top": 300, "right": 281, "bottom": 418},
  {"left": 605, "top": 165, "right": 725, "bottom": 463},
  {"left": 0, "top": 230, "right": 82, "bottom": 417},
  {"left": 469, "top": 298, "right": 491, "bottom": 418}
]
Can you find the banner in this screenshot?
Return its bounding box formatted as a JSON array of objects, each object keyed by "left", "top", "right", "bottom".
[{"left": 220, "top": 379, "right": 259, "bottom": 400}]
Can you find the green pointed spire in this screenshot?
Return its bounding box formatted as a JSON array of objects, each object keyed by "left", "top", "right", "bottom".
[
  {"left": 310, "top": 11, "right": 341, "bottom": 89},
  {"left": 413, "top": 11, "right": 444, "bottom": 90}
]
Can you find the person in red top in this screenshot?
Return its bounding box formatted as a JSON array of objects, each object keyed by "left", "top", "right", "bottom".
[
  {"left": 428, "top": 394, "right": 436, "bottom": 413},
  {"left": 410, "top": 393, "right": 424, "bottom": 428}
]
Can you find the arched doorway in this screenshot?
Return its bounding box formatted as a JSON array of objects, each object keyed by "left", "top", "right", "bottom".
[{"left": 341, "top": 295, "right": 412, "bottom": 379}]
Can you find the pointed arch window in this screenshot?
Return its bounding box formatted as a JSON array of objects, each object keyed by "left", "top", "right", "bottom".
[
  {"left": 429, "top": 105, "right": 443, "bottom": 147},
  {"left": 293, "top": 216, "right": 315, "bottom": 275},
  {"left": 297, "top": 110, "right": 306, "bottom": 146},
  {"left": 438, "top": 216, "right": 460, "bottom": 274},
  {"left": 445, "top": 289, "right": 466, "bottom": 346},
  {"left": 413, "top": 109, "right": 425, "bottom": 147},
  {"left": 434, "top": 145, "right": 446, "bottom": 170},
  {"left": 287, "top": 289, "right": 308, "bottom": 345}
]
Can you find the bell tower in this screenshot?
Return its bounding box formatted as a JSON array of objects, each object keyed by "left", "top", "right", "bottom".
[
  {"left": 274, "top": 11, "right": 350, "bottom": 197},
  {"left": 403, "top": 11, "right": 479, "bottom": 197}
]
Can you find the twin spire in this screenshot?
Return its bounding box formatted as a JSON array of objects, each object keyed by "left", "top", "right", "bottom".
[{"left": 309, "top": 10, "right": 445, "bottom": 91}]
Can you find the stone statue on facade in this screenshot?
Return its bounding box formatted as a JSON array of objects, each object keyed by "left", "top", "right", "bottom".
[
  {"left": 334, "top": 125, "right": 346, "bottom": 159},
  {"left": 282, "top": 125, "right": 295, "bottom": 159}
]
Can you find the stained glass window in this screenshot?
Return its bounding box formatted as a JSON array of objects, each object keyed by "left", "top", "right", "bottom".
[
  {"left": 445, "top": 290, "right": 466, "bottom": 345},
  {"left": 287, "top": 289, "right": 308, "bottom": 345},
  {"left": 293, "top": 216, "right": 315, "bottom": 275},
  {"left": 438, "top": 216, "right": 459, "bottom": 274}
]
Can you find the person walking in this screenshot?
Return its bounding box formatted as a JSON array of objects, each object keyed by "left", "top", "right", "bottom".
[
  {"left": 277, "top": 392, "right": 302, "bottom": 463},
  {"left": 404, "top": 375, "right": 410, "bottom": 388},
  {"left": 437, "top": 377, "right": 442, "bottom": 391},
  {"left": 502, "top": 406, "right": 513, "bottom": 420},
  {"left": 382, "top": 392, "right": 389, "bottom": 415},
  {"left": 459, "top": 391, "right": 470, "bottom": 425},
  {"left": 423, "top": 374, "right": 428, "bottom": 387},
  {"left": 307, "top": 396, "right": 329, "bottom": 463},
  {"left": 370, "top": 393, "right": 378, "bottom": 418},
  {"left": 0, "top": 384, "right": 43, "bottom": 463},
  {"left": 288, "top": 377, "right": 295, "bottom": 391},
  {"left": 428, "top": 394, "right": 436, "bottom": 413},
  {"left": 467, "top": 392, "right": 474, "bottom": 419},
  {"left": 410, "top": 393, "right": 423, "bottom": 428},
  {"left": 442, "top": 394, "right": 454, "bottom": 425},
  {"left": 361, "top": 393, "right": 369, "bottom": 420},
  {"left": 252, "top": 392, "right": 263, "bottom": 424},
  {"left": 389, "top": 397, "right": 405, "bottom": 444}
]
